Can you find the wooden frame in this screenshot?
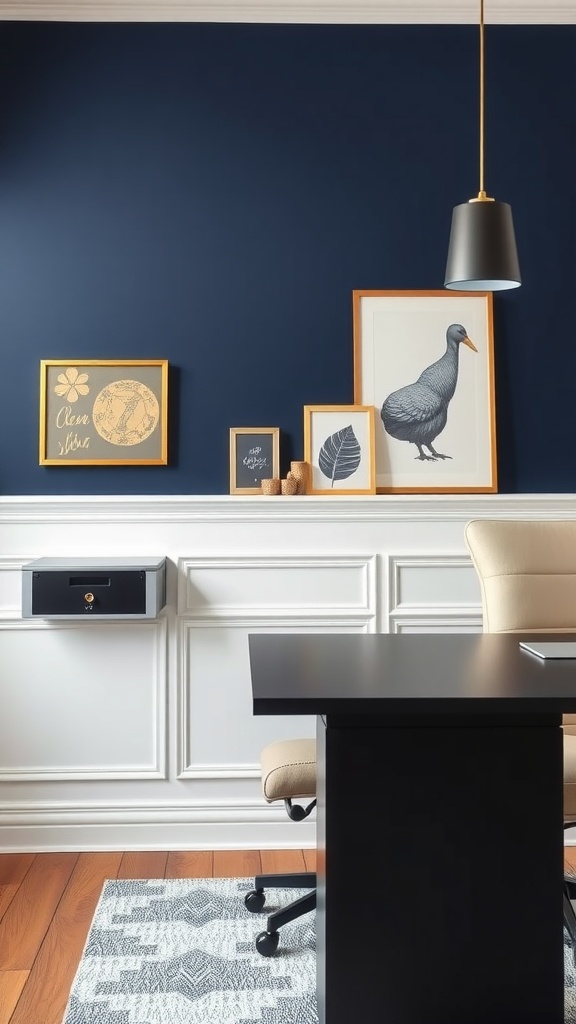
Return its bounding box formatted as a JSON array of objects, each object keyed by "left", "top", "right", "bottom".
[
  {"left": 353, "top": 290, "right": 497, "bottom": 494},
  {"left": 39, "top": 359, "right": 168, "bottom": 466},
  {"left": 229, "top": 427, "right": 280, "bottom": 494},
  {"left": 303, "top": 405, "right": 376, "bottom": 495}
]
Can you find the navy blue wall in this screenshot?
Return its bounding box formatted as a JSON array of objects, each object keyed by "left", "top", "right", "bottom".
[{"left": 0, "top": 21, "right": 573, "bottom": 494}]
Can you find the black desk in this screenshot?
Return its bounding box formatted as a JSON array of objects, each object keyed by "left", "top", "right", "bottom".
[{"left": 249, "top": 632, "right": 576, "bottom": 1024}]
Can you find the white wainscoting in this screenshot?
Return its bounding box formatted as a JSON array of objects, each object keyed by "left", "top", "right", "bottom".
[{"left": 0, "top": 492, "right": 574, "bottom": 851}]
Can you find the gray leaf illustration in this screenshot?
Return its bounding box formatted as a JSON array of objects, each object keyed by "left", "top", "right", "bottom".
[{"left": 318, "top": 425, "right": 361, "bottom": 486}]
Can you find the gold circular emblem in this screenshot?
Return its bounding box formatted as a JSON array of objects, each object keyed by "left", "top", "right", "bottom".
[{"left": 92, "top": 379, "right": 159, "bottom": 447}]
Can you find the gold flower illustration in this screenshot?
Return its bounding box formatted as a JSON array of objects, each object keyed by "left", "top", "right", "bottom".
[{"left": 54, "top": 367, "right": 90, "bottom": 403}]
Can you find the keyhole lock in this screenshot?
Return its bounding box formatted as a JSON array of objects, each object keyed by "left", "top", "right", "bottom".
[{"left": 84, "top": 592, "right": 94, "bottom": 604}]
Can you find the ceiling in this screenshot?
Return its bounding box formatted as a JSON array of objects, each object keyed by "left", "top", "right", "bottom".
[{"left": 0, "top": 0, "right": 573, "bottom": 23}]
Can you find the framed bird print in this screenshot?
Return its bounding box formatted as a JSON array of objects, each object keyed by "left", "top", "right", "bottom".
[
  {"left": 352, "top": 290, "right": 497, "bottom": 494},
  {"left": 303, "top": 405, "right": 376, "bottom": 495}
]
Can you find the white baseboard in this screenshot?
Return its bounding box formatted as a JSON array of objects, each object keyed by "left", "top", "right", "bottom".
[{"left": 0, "top": 801, "right": 316, "bottom": 852}]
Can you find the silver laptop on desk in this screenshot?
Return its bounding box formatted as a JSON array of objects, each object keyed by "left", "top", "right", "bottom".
[{"left": 519, "top": 641, "right": 576, "bottom": 659}]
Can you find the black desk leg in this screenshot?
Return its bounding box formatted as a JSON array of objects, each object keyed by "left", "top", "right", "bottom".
[{"left": 316, "top": 714, "right": 565, "bottom": 1024}]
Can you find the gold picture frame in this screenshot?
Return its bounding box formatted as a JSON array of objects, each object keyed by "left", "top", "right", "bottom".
[
  {"left": 39, "top": 359, "right": 168, "bottom": 466},
  {"left": 303, "top": 405, "right": 376, "bottom": 495},
  {"left": 353, "top": 290, "right": 497, "bottom": 494},
  {"left": 229, "top": 427, "right": 280, "bottom": 494}
]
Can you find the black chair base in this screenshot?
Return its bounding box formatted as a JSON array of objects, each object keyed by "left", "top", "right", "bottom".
[
  {"left": 564, "top": 825, "right": 576, "bottom": 962},
  {"left": 245, "top": 871, "right": 316, "bottom": 956},
  {"left": 565, "top": 874, "right": 576, "bottom": 963}
]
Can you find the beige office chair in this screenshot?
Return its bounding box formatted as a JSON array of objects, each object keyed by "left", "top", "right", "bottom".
[
  {"left": 464, "top": 518, "right": 576, "bottom": 945},
  {"left": 244, "top": 737, "right": 316, "bottom": 956}
]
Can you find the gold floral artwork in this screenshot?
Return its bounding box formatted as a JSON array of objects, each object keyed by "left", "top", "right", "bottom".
[
  {"left": 92, "top": 379, "right": 160, "bottom": 446},
  {"left": 40, "top": 359, "right": 168, "bottom": 465},
  {"left": 53, "top": 367, "right": 90, "bottom": 403}
]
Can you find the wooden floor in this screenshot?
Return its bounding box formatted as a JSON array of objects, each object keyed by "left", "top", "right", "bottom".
[
  {"left": 0, "top": 848, "right": 316, "bottom": 1024},
  {"left": 1, "top": 844, "right": 574, "bottom": 1024}
]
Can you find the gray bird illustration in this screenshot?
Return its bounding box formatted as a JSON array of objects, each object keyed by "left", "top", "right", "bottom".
[{"left": 380, "top": 323, "right": 477, "bottom": 461}]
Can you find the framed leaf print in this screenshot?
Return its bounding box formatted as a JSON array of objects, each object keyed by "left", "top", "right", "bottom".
[{"left": 303, "top": 405, "right": 376, "bottom": 495}]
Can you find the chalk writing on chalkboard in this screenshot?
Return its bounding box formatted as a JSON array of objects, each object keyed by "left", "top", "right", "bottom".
[{"left": 229, "top": 427, "right": 280, "bottom": 494}]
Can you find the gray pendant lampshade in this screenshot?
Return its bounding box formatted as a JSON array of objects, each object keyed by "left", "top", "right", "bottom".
[
  {"left": 444, "top": 199, "right": 521, "bottom": 290},
  {"left": 444, "top": 0, "right": 521, "bottom": 291}
]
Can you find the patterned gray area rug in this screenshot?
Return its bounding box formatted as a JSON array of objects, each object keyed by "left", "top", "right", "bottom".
[
  {"left": 62, "top": 875, "right": 576, "bottom": 1024},
  {"left": 62, "top": 877, "right": 316, "bottom": 1024}
]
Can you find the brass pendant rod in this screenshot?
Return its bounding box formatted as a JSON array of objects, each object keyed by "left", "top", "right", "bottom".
[{"left": 479, "top": 0, "right": 485, "bottom": 197}]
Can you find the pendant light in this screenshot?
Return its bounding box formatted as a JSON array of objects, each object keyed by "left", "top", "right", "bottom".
[{"left": 444, "top": 0, "right": 521, "bottom": 290}]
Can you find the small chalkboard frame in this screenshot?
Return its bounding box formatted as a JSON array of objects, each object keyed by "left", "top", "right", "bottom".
[{"left": 229, "top": 427, "right": 280, "bottom": 494}]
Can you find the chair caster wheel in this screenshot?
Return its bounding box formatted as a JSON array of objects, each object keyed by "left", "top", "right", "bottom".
[
  {"left": 244, "top": 889, "right": 265, "bottom": 913},
  {"left": 256, "top": 929, "right": 279, "bottom": 957}
]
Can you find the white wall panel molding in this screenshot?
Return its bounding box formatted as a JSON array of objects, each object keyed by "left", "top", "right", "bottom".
[
  {"left": 0, "top": 798, "right": 286, "bottom": 824},
  {"left": 393, "top": 614, "right": 483, "bottom": 633},
  {"left": 2, "top": 493, "right": 576, "bottom": 525},
  {"left": 0, "top": 556, "right": 27, "bottom": 616},
  {"left": 389, "top": 554, "right": 481, "bottom": 611},
  {"left": 0, "top": 0, "right": 573, "bottom": 25},
  {"left": 178, "top": 616, "right": 372, "bottom": 779},
  {"left": 178, "top": 554, "right": 376, "bottom": 617},
  {"left": 0, "top": 618, "right": 168, "bottom": 782},
  {"left": 388, "top": 553, "right": 483, "bottom": 632},
  {"left": 179, "top": 616, "right": 374, "bottom": 628}
]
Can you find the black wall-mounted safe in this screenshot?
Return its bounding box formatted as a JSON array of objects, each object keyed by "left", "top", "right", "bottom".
[{"left": 21, "top": 556, "right": 166, "bottom": 619}]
